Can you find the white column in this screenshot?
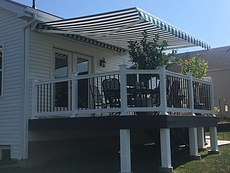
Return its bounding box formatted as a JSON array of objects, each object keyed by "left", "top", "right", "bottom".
[
  {"left": 189, "top": 127, "right": 200, "bottom": 159},
  {"left": 120, "top": 129, "right": 132, "bottom": 173},
  {"left": 197, "top": 127, "right": 206, "bottom": 151},
  {"left": 159, "top": 128, "right": 173, "bottom": 171},
  {"left": 209, "top": 127, "right": 219, "bottom": 154}
]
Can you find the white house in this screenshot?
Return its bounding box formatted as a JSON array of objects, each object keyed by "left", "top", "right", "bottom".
[{"left": 0, "top": 1, "right": 219, "bottom": 172}]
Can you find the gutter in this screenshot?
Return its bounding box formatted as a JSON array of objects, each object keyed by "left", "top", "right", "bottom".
[
  {"left": 21, "top": 14, "right": 37, "bottom": 160},
  {"left": 24, "top": 8, "right": 62, "bottom": 22}
]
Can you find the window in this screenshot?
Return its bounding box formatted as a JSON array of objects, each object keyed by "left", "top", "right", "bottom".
[{"left": 0, "top": 45, "right": 2, "bottom": 96}]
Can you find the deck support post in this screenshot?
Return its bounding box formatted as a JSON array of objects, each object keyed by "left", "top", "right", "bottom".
[
  {"left": 208, "top": 127, "right": 219, "bottom": 154},
  {"left": 197, "top": 127, "right": 206, "bottom": 151},
  {"left": 119, "top": 129, "right": 132, "bottom": 173},
  {"left": 159, "top": 128, "right": 173, "bottom": 173},
  {"left": 189, "top": 127, "right": 200, "bottom": 160}
]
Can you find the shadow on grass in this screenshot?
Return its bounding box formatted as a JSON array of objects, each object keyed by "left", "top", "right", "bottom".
[
  {"left": 0, "top": 144, "right": 209, "bottom": 173},
  {"left": 171, "top": 145, "right": 192, "bottom": 169}
]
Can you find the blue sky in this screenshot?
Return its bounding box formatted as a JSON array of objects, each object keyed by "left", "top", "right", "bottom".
[{"left": 16, "top": 0, "right": 230, "bottom": 51}]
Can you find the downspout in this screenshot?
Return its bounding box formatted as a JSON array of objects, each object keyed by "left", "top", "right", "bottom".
[{"left": 21, "top": 14, "right": 37, "bottom": 159}]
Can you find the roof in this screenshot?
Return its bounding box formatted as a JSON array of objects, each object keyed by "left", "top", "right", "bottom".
[
  {"left": 176, "top": 46, "right": 230, "bottom": 70},
  {"left": 36, "top": 7, "right": 211, "bottom": 52}
]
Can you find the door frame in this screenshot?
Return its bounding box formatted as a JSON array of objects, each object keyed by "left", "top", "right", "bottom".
[
  {"left": 72, "top": 53, "right": 92, "bottom": 75},
  {"left": 52, "top": 48, "right": 93, "bottom": 110}
]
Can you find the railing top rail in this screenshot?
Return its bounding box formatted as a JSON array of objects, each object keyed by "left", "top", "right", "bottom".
[
  {"left": 34, "top": 78, "right": 71, "bottom": 85},
  {"left": 166, "top": 70, "right": 190, "bottom": 79},
  {"left": 75, "top": 70, "right": 120, "bottom": 80},
  {"left": 193, "top": 77, "right": 213, "bottom": 84},
  {"left": 126, "top": 68, "right": 160, "bottom": 74}
]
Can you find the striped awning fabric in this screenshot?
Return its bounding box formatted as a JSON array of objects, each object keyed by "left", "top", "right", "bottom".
[{"left": 36, "top": 7, "right": 210, "bottom": 52}]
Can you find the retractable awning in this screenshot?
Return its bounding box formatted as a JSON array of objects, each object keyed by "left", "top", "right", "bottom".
[{"left": 36, "top": 7, "right": 210, "bottom": 52}]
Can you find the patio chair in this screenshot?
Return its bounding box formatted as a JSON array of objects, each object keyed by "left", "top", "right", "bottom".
[
  {"left": 148, "top": 78, "right": 169, "bottom": 110},
  {"left": 102, "top": 78, "right": 121, "bottom": 109},
  {"left": 90, "top": 85, "right": 107, "bottom": 108},
  {"left": 194, "top": 85, "right": 210, "bottom": 110},
  {"left": 90, "top": 85, "right": 107, "bottom": 116},
  {"left": 134, "top": 82, "right": 146, "bottom": 107},
  {"left": 167, "top": 80, "right": 183, "bottom": 108}
]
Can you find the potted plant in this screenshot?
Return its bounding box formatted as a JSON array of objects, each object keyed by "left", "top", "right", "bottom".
[
  {"left": 128, "top": 31, "right": 176, "bottom": 84},
  {"left": 127, "top": 31, "right": 176, "bottom": 114},
  {"left": 128, "top": 31, "right": 176, "bottom": 70}
]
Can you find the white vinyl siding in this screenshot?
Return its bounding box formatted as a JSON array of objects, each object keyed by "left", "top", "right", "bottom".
[{"left": 0, "top": 7, "right": 26, "bottom": 159}]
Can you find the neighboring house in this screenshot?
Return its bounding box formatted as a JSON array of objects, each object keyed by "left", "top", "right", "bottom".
[
  {"left": 0, "top": 1, "right": 219, "bottom": 172},
  {"left": 176, "top": 46, "right": 230, "bottom": 118}
]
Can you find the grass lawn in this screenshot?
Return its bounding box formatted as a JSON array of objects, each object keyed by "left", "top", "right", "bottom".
[
  {"left": 174, "top": 131, "right": 230, "bottom": 173},
  {"left": 174, "top": 145, "right": 230, "bottom": 173},
  {"left": 216, "top": 131, "right": 230, "bottom": 140},
  {"left": 206, "top": 131, "right": 230, "bottom": 140}
]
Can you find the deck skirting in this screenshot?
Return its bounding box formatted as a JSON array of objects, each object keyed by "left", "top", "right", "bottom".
[{"left": 29, "top": 115, "right": 218, "bottom": 131}]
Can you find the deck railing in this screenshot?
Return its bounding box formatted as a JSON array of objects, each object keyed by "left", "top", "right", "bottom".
[{"left": 31, "top": 65, "right": 214, "bottom": 119}]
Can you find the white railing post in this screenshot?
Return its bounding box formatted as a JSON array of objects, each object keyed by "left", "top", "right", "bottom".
[
  {"left": 51, "top": 82, "right": 54, "bottom": 112},
  {"left": 187, "top": 73, "right": 195, "bottom": 116},
  {"left": 119, "top": 65, "right": 132, "bottom": 173},
  {"left": 119, "top": 64, "right": 128, "bottom": 115},
  {"left": 71, "top": 73, "right": 77, "bottom": 117},
  {"left": 31, "top": 79, "right": 38, "bottom": 119},
  {"left": 205, "top": 77, "right": 215, "bottom": 116},
  {"left": 159, "top": 66, "right": 168, "bottom": 115},
  {"left": 210, "top": 79, "right": 215, "bottom": 116}
]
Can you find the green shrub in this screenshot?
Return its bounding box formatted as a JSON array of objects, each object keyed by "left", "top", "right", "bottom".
[{"left": 177, "top": 54, "right": 208, "bottom": 79}]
